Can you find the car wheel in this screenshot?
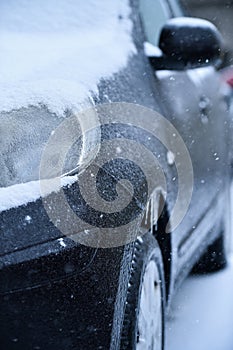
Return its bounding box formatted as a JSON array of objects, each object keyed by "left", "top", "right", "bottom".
[
  {"left": 192, "top": 232, "right": 228, "bottom": 274},
  {"left": 120, "top": 232, "right": 165, "bottom": 350}
]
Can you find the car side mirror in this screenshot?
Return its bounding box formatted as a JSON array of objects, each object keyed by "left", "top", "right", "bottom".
[{"left": 149, "top": 17, "right": 223, "bottom": 71}]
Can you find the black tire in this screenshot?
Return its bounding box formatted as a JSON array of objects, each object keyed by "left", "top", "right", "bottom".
[
  {"left": 192, "top": 233, "right": 228, "bottom": 274},
  {"left": 120, "top": 232, "right": 165, "bottom": 350}
]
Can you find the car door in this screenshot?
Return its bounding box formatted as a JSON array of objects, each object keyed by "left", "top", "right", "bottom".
[{"left": 139, "top": 0, "right": 228, "bottom": 274}]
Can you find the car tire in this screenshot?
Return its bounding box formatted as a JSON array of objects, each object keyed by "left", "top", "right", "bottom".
[
  {"left": 192, "top": 232, "right": 228, "bottom": 274},
  {"left": 120, "top": 232, "right": 165, "bottom": 350}
]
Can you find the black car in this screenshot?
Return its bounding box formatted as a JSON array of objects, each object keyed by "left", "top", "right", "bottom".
[{"left": 0, "top": 0, "right": 231, "bottom": 349}]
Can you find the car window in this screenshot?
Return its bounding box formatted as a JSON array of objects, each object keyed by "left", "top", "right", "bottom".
[
  {"left": 168, "top": 0, "right": 185, "bottom": 16},
  {"left": 139, "top": 0, "right": 170, "bottom": 46}
]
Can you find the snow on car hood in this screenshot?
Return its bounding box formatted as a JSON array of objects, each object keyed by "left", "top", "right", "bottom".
[
  {"left": 0, "top": 0, "right": 136, "bottom": 211},
  {"left": 0, "top": 0, "right": 135, "bottom": 114}
]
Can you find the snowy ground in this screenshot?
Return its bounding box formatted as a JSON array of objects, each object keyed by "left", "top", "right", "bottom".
[
  {"left": 166, "top": 183, "right": 233, "bottom": 350},
  {"left": 166, "top": 258, "right": 233, "bottom": 350}
]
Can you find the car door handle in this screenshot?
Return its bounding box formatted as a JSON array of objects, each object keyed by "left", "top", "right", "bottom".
[{"left": 199, "top": 95, "right": 211, "bottom": 123}]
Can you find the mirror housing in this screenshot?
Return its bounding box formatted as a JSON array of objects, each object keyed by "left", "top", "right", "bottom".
[{"left": 150, "top": 17, "right": 223, "bottom": 70}]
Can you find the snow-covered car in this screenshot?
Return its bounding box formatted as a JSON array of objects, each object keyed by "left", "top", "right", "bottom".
[{"left": 0, "top": 0, "right": 231, "bottom": 349}]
